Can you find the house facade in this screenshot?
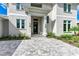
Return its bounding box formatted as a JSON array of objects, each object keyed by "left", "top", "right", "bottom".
[{"left": 0, "top": 3, "right": 78, "bottom": 37}]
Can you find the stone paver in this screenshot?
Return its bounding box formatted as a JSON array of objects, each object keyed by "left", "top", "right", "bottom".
[
  {"left": 0, "top": 40, "right": 21, "bottom": 56},
  {"left": 13, "top": 36, "right": 79, "bottom": 56}
]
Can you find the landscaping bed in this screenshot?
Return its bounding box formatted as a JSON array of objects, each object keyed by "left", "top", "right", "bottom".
[
  {"left": 47, "top": 32, "right": 79, "bottom": 48},
  {"left": 0, "top": 33, "right": 30, "bottom": 41},
  {"left": 58, "top": 35, "right": 79, "bottom": 47}
]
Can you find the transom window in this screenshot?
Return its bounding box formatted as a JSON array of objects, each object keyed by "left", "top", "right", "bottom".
[
  {"left": 16, "top": 19, "right": 25, "bottom": 29},
  {"left": 31, "top": 3, "right": 42, "bottom": 8},
  {"left": 64, "top": 3, "right": 71, "bottom": 13},
  {"left": 63, "top": 20, "right": 71, "bottom": 32}
]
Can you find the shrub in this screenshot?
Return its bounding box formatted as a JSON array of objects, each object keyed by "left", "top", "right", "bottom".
[
  {"left": 71, "top": 36, "right": 79, "bottom": 42},
  {"left": 60, "top": 34, "right": 72, "bottom": 40},
  {"left": 0, "top": 33, "right": 30, "bottom": 40},
  {"left": 74, "top": 43, "right": 79, "bottom": 47},
  {"left": 18, "top": 33, "right": 27, "bottom": 39},
  {"left": 70, "top": 26, "right": 79, "bottom": 35},
  {"left": 67, "top": 40, "right": 75, "bottom": 44},
  {"left": 47, "top": 32, "right": 55, "bottom": 38}
]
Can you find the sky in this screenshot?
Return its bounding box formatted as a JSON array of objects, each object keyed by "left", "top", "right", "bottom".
[
  {"left": 77, "top": 5, "right": 79, "bottom": 21},
  {"left": 0, "top": 3, "right": 7, "bottom": 15}
]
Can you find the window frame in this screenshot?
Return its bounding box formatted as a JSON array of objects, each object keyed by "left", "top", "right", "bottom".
[
  {"left": 16, "top": 3, "right": 23, "bottom": 10},
  {"left": 64, "top": 3, "right": 71, "bottom": 13},
  {"left": 21, "top": 19, "right": 25, "bottom": 29},
  {"left": 16, "top": 19, "right": 20, "bottom": 28},
  {"left": 63, "top": 20, "right": 71, "bottom": 32},
  {"left": 16, "top": 19, "right": 25, "bottom": 29},
  {"left": 68, "top": 4, "right": 71, "bottom": 13}
]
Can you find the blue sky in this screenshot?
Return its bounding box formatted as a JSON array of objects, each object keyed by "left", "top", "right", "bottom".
[
  {"left": 77, "top": 5, "right": 79, "bottom": 21},
  {"left": 0, "top": 3, "right": 7, "bottom": 15}
]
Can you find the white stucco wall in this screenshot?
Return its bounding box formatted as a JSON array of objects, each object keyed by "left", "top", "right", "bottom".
[
  {"left": 55, "top": 3, "right": 77, "bottom": 36},
  {"left": 47, "top": 3, "right": 77, "bottom": 36},
  {"left": 47, "top": 4, "right": 57, "bottom": 34},
  {"left": 8, "top": 3, "right": 31, "bottom": 37},
  {"left": 42, "top": 4, "right": 52, "bottom": 11},
  {"left": 8, "top": 14, "right": 31, "bottom": 37},
  {"left": 0, "top": 18, "right": 2, "bottom": 37},
  {"left": 57, "top": 4, "right": 77, "bottom": 19},
  {"left": 9, "top": 3, "right": 26, "bottom": 15}
]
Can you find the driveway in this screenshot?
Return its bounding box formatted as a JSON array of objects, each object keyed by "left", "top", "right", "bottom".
[
  {"left": 0, "top": 40, "right": 21, "bottom": 56},
  {"left": 13, "top": 36, "right": 79, "bottom": 56}
]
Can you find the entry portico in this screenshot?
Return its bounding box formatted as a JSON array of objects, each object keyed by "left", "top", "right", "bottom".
[
  {"left": 26, "top": 6, "right": 51, "bottom": 36},
  {"left": 31, "top": 16, "right": 47, "bottom": 36}
]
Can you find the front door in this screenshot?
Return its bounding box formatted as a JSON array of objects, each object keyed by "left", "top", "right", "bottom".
[{"left": 33, "top": 19, "right": 38, "bottom": 34}]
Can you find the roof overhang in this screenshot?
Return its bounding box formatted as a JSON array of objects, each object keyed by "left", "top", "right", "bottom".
[
  {"left": 0, "top": 14, "right": 8, "bottom": 19},
  {"left": 25, "top": 7, "right": 52, "bottom": 16}
]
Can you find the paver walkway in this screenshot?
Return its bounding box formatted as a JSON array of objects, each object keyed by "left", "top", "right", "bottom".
[
  {"left": 13, "top": 36, "right": 79, "bottom": 56},
  {"left": 0, "top": 40, "right": 21, "bottom": 56}
]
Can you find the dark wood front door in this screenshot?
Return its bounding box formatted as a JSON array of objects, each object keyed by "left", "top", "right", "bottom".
[{"left": 33, "top": 20, "right": 38, "bottom": 34}]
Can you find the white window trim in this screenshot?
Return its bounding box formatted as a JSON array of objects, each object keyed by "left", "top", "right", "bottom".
[
  {"left": 16, "top": 19, "right": 25, "bottom": 29},
  {"left": 64, "top": 20, "right": 71, "bottom": 32},
  {"left": 16, "top": 3, "right": 23, "bottom": 10},
  {"left": 65, "top": 4, "right": 71, "bottom": 13}
]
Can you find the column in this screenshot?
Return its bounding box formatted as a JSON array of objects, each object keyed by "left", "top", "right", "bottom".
[
  {"left": 27, "top": 14, "right": 31, "bottom": 37},
  {"left": 42, "top": 16, "right": 47, "bottom": 36}
]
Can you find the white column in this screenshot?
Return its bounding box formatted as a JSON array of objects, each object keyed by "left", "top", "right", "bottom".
[
  {"left": 42, "top": 16, "right": 47, "bottom": 36},
  {"left": 27, "top": 14, "right": 31, "bottom": 37}
]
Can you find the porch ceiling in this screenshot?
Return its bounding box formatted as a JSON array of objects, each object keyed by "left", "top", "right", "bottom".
[{"left": 25, "top": 7, "right": 51, "bottom": 16}]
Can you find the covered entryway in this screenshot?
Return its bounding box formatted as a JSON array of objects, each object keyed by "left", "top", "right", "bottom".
[
  {"left": 33, "top": 19, "right": 38, "bottom": 34},
  {"left": 31, "top": 16, "right": 43, "bottom": 35}
]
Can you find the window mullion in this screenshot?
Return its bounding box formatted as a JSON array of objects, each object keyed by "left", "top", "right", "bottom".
[
  {"left": 66, "top": 21, "right": 68, "bottom": 32},
  {"left": 67, "top": 4, "right": 68, "bottom": 12},
  {"left": 20, "top": 19, "right": 21, "bottom": 29},
  {"left": 20, "top": 4, "right": 22, "bottom": 10},
  {"left": 19, "top": 4, "right": 21, "bottom": 10}
]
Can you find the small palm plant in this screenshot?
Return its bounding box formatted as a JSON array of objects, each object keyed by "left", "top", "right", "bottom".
[{"left": 70, "top": 26, "right": 79, "bottom": 35}]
